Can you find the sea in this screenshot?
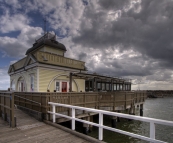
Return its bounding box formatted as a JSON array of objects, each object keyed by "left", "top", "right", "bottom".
[{"left": 88, "top": 97, "right": 173, "bottom": 143}]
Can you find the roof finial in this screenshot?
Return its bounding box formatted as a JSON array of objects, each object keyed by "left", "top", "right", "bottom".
[{"left": 43, "top": 17, "right": 47, "bottom": 35}]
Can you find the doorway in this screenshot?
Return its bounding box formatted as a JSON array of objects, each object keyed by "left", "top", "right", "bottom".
[
  {"left": 18, "top": 81, "right": 24, "bottom": 92},
  {"left": 62, "top": 82, "right": 67, "bottom": 92}
]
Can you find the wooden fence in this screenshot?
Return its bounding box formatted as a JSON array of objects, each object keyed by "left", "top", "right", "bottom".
[
  {"left": 0, "top": 92, "right": 15, "bottom": 127},
  {"left": 14, "top": 91, "right": 146, "bottom": 120}
]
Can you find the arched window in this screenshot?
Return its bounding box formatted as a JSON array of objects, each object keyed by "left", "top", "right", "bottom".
[
  {"left": 11, "top": 80, "right": 15, "bottom": 91},
  {"left": 30, "top": 74, "right": 34, "bottom": 91},
  {"left": 17, "top": 77, "right": 26, "bottom": 92}
]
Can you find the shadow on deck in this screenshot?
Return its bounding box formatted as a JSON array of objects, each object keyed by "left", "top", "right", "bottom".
[{"left": 0, "top": 108, "right": 103, "bottom": 143}]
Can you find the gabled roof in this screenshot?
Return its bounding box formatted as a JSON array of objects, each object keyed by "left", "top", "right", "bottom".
[
  {"left": 24, "top": 54, "right": 37, "bottom": 67},
  {"left": 25, "top": 33, "right": 67, "bottom": 55},
  {"left": 8, "top": 65, "right": 15, "bottom": 73}
]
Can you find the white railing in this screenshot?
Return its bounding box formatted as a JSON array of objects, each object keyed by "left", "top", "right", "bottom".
[{"left": 48, "top": 102, "right": 173, "bottom": 143}]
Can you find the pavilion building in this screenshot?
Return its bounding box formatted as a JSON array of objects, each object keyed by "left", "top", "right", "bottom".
[{"left": 8, "top": 32, "right": 131, "bottom": 92}]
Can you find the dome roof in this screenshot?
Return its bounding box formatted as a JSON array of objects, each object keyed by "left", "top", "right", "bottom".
[{"left": 25, "top": 33, "right": 67, "bottom": 55}]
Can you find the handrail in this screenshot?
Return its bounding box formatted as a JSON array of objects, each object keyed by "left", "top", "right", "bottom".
[
  {"left": 48, "top": 102, "right": 173, "bottom": 143},
  {"left": 15, "top": 95, "right": 41, "bottom": 106}
]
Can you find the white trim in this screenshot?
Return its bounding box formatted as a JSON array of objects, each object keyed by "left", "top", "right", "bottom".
[
  {"left": 47, "top": 73, "right": 79, "bottom": 92},
  {"left": 9, "top": 66, "right": 37, "bottom": 76},
  {"left": 24, "top": 54, "right": 36, "bottom": 67},
  {"left": 73, "top": 79, "right": 79, "bottom": 92},
  {"left": 9, "top": 61, "right": 86, "bottom": 76},
  {"left": 16, "top": 75, "right": 27, "bottom": 92},
  {"left": 30, "top": 74, "right": 34, "bottom": 92},
  {"left": 37, "top": 67, "right": 39, "bottom": 92},
  {"left": 48, "top": 102, "right": 173, "bottom": 143},
  {"left": 47, "top": 74, "right": 69, "bottom": 90},
  {"left": 55, "top": 80, "right": 61, "bottom": 92},
  {"left": 10, "top": 79, "right": 15, "bottom": 91},
  {"left": 25, "top": 63, "right": 37, "bottom": 70},
  {"left": 54, "top": 80, "right": 69, "bottom": 92},
  {"left": 37, "top": 63, "right": 82, "bottom": 72}
]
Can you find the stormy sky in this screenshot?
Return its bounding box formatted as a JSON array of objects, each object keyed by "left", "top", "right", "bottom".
[{"left": 0, "top": 0, "right": 173, "bottom": 90}]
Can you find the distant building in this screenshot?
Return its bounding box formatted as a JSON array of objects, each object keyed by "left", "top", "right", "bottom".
[{"left": 8, "top": 32, "right": 131, "bottom": 92}]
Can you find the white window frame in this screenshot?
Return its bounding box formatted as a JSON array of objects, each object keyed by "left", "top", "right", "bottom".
[
  {"left": 55, "top": 80, "right": 69, "bottom": 92},
  {"left": 30, "top": 74, "right": 34, "bottom": 92},
  {"left": 55, "top": 80, "right": 61, "bottom": 92},
  {"left": 11, "top": 80, "right": 15, "bottom": 91}
]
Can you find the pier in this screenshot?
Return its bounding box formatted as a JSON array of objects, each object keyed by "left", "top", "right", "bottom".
[
  {"left": 0, "top": 108, "right": 102, "bottom": 143},
  {"left": 1, "top": 91, "right": 173, "bottom": 142}
]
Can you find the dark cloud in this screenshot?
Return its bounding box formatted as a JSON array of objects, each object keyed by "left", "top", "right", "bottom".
[
  {"left": 1, "top": 0, "right": 173, "bottom": 90},
  {"left": 72, "top": 0, "right": 173, "bottom": 81},
  {"left": 78, "top": 52, "right": 87, "bottom": 61},
  {"left": 98, "top": 0, "right": 132, "bottom": 11}
]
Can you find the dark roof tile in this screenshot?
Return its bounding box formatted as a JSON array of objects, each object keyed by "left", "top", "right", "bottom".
[{"left": 25, "top": 39, "right": 67, "bottom": 55}]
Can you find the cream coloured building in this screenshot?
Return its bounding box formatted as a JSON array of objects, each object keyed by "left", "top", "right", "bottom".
[
  {"left": 8, "top": 33, "right": 132, "bottom": 92},
  {"left": 8, "top": 33, "right": 86, "bottom": 92}
]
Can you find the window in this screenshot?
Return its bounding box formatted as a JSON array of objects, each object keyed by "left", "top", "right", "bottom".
[
  {"left": 97, "top": 83, "right": 101, "bottom": 91},
  {"left": 85, "top": 81, "right": 89, "bottom": 91},
  {"left": 106, "top": 83, "right": 109, "bottom": 90},
  {"left": 55, "top": 80, "right": 69, "bottom": 92},
  {"left": 120, "top": 84, "right": 122, "bottom": 90},
  {"left": 30, "top": 75, "right": 34, "bottom": 91},
  {"left": 126, "top": 85, "right": 128, "bottom": 91},
  {"left": 113, "top": 84, "right": 116, "bottom": 91},
  {"left": 56, "top": 81, "right": 60, "bottom": 92},
  {"left": 102, "top": 83, "right": 105, "bottom": 91},
  {"left": 11, "top": 80, "right": 15, "bottom": 91},
  {"left": 117, "top": 84, "right": 119, "bottom": 90}
]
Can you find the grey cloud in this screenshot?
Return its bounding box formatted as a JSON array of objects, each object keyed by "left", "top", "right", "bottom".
[
  {"left": 73, "top": 0, "right": 173, "bottom": 73},
  {"left": 98, "top": 0, "right": 131, "bottom": 10},
  {"left": 78, "top": 52, "right": 87, "bottom": 61}
]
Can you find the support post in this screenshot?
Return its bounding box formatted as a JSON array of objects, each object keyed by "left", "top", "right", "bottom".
[
  {"left": 125, "top": 92, "right": 126, "bottom": 110},
  {"left": 89, "top": 115, "right": 93, "bottom": 132},
  {"left": 10, "top": 93, "right": 15, "bottom": 127},
  {"left": 140, "top": 104, "right": 143, "bottom": 116},
  {"left": 99, "top": 112, "right": 103, "bottom": 140},
  {"left": 0, "top": 94, "right": 1, "bottom": 117},
  {"left": 150, "top": 122, "right": 155, "bottom": 141},
  {"left": 52, "top": 105, "right": 56, "bottom": 123},
  {"left": 117, "top": 110, "right": 120, "bottom": 122},
  {"left": 94, "top": 78, "right": 97, "bottom": 92},
  {"left": 92, "top": 78, "right": 95, "bottom": 91},
  {"left": 89, "top": 80, "right": 90, "bottom": 91},
  {"left": 111, "top": 116, "right": 117, "bottom": 128},
  {"left": 123, "top": 82, "right": 125, "bottom": 91},
  {"left": 69, "top": 73, "right": 72, "bottom": 92},
  {"left": 4, "top": 95, "right": 7, "bottom": 121},
  {"left": 83, "top": 117, "right": 89, "bottom": 134},
  {"left": 100, "top": 82, "right": 102, "bottom": 91},
  {"left": 72, "top": 108, "right": 75, "bottom": 130},
  {"left": 111, "top": 79, "right": 113, "bottom": 91}
]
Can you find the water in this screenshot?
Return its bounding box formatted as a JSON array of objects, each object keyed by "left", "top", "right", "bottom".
[{"left": 88, "top": 97, "right": 173, "bottom": 143}]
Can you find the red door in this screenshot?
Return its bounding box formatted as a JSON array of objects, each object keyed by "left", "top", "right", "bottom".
[{"left": 62, "top": 82, "right": 67, "bottom": 92}]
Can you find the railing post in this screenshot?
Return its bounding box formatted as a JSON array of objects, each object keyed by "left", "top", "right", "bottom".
[
  {"left": 52, "top": 105, "right": 56, "bottom": 123},
  {"left": 10, "top": 93, "right": 15, "bottom": 127},
  {"left": 72, "top": 108, "right": 75, "bottom": 130},
  {"left": 0, "top": 93, "right": 1, "bottom": 117},
  {"left": 150, "top": 122, "right": 155, "bottom": 141},
  {"left": 99, "top": 112, "right": 103, "bottom": 140}
]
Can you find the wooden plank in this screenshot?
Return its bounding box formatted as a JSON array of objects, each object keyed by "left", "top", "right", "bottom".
[{"left": 0, "top": 109, "right": 91, "bottom": 143}]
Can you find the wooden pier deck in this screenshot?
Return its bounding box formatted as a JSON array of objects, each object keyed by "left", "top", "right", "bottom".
[{"left": 0, "top": 109, "right": 95, "bottom": 143}]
